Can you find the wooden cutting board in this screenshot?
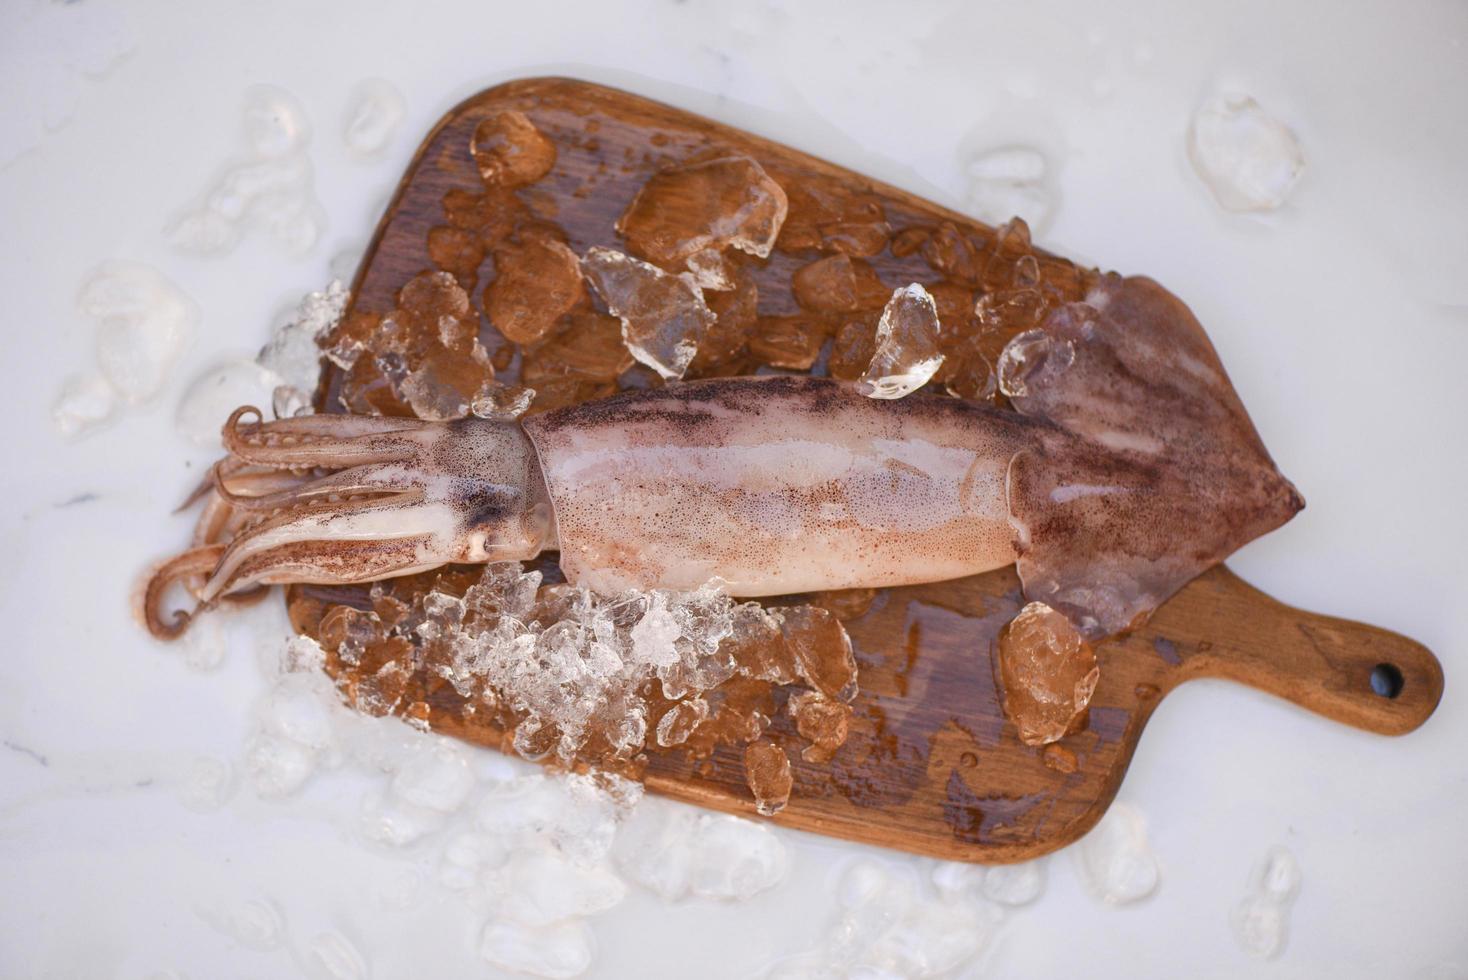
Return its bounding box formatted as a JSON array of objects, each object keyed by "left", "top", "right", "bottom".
[{"left": 291, "top": 77, "right": 1443, "bottom": 864}]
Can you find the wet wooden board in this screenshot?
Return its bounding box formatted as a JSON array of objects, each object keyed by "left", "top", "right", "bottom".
[{"left": 296, "top": 77, "right": 1443, "bottom": 863}]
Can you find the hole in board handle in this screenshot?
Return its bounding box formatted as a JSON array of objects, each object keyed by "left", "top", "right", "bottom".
[{"left": 1370, "top": 663, "right": 1404, "bottom": 699}]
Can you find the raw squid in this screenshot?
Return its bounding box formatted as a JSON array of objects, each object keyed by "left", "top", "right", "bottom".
[{"left": 141, "top": 273, "right": 1301, "bottom": 641}]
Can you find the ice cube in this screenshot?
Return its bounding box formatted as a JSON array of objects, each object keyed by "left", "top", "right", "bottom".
[
  {"left": 390, "top": 739, "right": 475, "bottom": 813},
  {"left": 478, "top": 919, "right": 593, "bottom": 980},
  {"left": 581, "top": 246, "right": 715, "bottom": 380},
  {"left": 788, "top": 691, "right": 851, "bottom": 763},
  {"left": 80, "top": 262, "right": 198, "bottom": 404},
  {"left": 471, "top": 110, "right": 557, "bottom": 188},
  {"left": 257, "top": 280, "right": 347, "bottom": 410},
  {"left": 301, "top": 931, "right": 370, "bottom": 980},
  {"left": 493, "top": 849, "right": 627, "bottom": 925},
  {"left": 983, "top": 858, "right": 1047, "bottom": 906},
  {"left": 858, "top": 284, "right": 944, "bottom": 399},
  {"left": 616, "top": 154, "right": 788, "bottom": 268},
  {"left": 175, "top": 360, "right": 275, "bottom": 446},
  {"left": 616, "top": 803, "right": 789, "bottom": 905},
  {"left": 792, "top": 254, "right": 858, "bottom": 313},
  {"left": 342, "top": 78, "right": 405, "bottom": 158},
  {"left": 242, "top": 85, "right": 310, "bottom": 158},
  {"left": 997, "top": 601, "right": 1100, "bottom": 746},
  {"left": 244, "top": 732, "right": 317, "bottom": 799},
  {"left": 656, "top": 698, "right": 710, "bottom": 747},
  {"left": 471, "top": 383, "right": 536, "bottom": 419},
  {"left": 1188, "top": 93, "right": 1304, "bottom": 212},
  {"left": 51, "top": 372, "right": 116, "bottom": 438},
  {"left": 723, "top": 602, "right": 795, "bottom": 684},
  {"left": 688, "top": 813, "right": 789, "bottom": 899},
  {"left": 965, "top": 145, "right": 1054, "bottom": 233},
  {"left": 359, "top": 787, "right": 445, "bottom": 847},
  {"left": 1072, "top": 802, "right": 1160, "bottom": 905},
  {"left": 742, "top": 739, "right": 793, "bottom": 816},
  {"left": 195, "top": 897, "right": 286, "bottom": 951},
  {"left": 261, "top": 673, "right": 338, "bottom": 751},
  {"left": 485, "top": 237, "right": 586, "bottom": 345},
  {"left": 685, "top": 248, "right": 735, "bottom": 291},
  {"left": 775, "top": 604, "right": 858, "bottom": 703},
  {"left": 1230, "top": 846, "right": 1300, "bottom": 959},
  {"left": 749, "top": 316, "right": 826, "bottom": 370}
]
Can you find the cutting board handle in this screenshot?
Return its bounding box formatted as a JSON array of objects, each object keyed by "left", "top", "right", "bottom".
[{"left": 1163, "top": 566, "right": 1443, "bottom": 735}]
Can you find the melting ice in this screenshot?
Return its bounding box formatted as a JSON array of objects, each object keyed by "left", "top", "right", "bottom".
[{"left": 1188, "top": 93, "right": 1304, "bottom": 212}]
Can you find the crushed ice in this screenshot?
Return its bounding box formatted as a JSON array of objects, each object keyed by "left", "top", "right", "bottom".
[
  {"left": 166, "top": 85, "right": 326, "bottom": 256},
  {"left": 1188, "top": 93, "right": 1304, "bottom": 212},
  {"left": 256, "top": 279, "right": 347, "bottom": 417}
]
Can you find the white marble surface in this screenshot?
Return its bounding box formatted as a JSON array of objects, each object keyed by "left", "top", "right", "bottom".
[{"left": 2, "top": 1, "right": 1466, "bottom": 977}]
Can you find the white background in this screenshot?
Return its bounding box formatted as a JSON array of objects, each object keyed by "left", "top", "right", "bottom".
[{"left": 2, "top": 1, "right": 1465, "bottom": 977}]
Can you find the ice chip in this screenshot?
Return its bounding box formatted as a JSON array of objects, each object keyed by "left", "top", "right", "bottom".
[
  {"left": 997, "top": 327, "right": 1075, "bottom": 399},
  {"left": 498, "top": 849, "right": 628, "bottom": 925},
  {"left": 1231, "top": 846, "right": 1301, "bottom": 959},
  {"left": 261, "top": 673, "right": 338, "bottom": 750},
  {"left": 685, "top": 248, "right": 735, "bottom": 291},
  {"left": 478, "top": 919, "right": 593, "bottom": 980},
  {"left": 776, "top": 604, "right": 858, "bottom": 703},
  {"left": 997, "top": 601, "right": 1099, "bottom": 745},
  {"left": 688, "top": 814, "right": 789, "bottom": 899},
  {"left": 244, "top": 732, "right": 317, "bottom": 799},
  {"left": 656, "top": 698, "right": 710, "bottom": 747},
  {"left": 390, "top": 740, "right": 475, "bottom": 813},
  {"left": 302, "top": 932, "right": 369, "bottom": 980},
  {"left": 471, "top": 382, "right": 536, "bottom": 419},
  {"left": 242, "top": 85, "right": 310, "bottom": 158},
  {"left": 471, "top": 110, "right": 556, "bottom": 187},
  {"left": 858, "top": 283, "right": 944, "bottom": 399},
  {"left": 485, "top": 237, "right": 585, "bottom": 345},
  {"left": 52, "top": 372, "right": 116, "bottom": 438},
  {"left": 196, "top": 897, "right": 286, "bottom": 951},
  {"left": 965, "top": 145, "right": 1054, "bottom": 233},
  {"left": 581, "top": 246, "right": 715, "bottom": 380},
  {"left": 983, "top": 858, "right": 1047, "bottom": 906},
  {"left": 1072, "top": 802, "right": 1160, "bottom": 905},
  {"left": 359, "top": 787, "right": 445, "bottom": 847},
  {"left": 792, "top": 254, "right": 858, "bottom": 313},
  {"left": 742, "top": 739, "right": 793, "bottom": 816},
  {"left": 616, "top": 154, "right": 788, "bottom": 267},
  {"left": 257, "top": 280, "right": 347, "bottom": 410},
  {"left": 175, "top": 360, "right": 275, "bottom": 446},
  {"left": 789, "top": 691, "right": 851, "bottom": 763},
  {"left": 1188, "top": 93, "right": 1304, "bottom": 212},
  {"left": 342, "top": 78, "right": 405, "bottom": 158},
  {"left": 79, "top": 262, "right": 198, "bottom": 404}
]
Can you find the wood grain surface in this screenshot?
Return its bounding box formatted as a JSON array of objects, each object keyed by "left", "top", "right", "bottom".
[{"left": 293, "top": 77, "right": 1443, "bottom": 863}]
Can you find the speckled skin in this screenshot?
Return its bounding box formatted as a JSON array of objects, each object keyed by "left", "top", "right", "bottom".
[{"left": 523, "top": 376, "right": 1029, "bottom": 595}]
